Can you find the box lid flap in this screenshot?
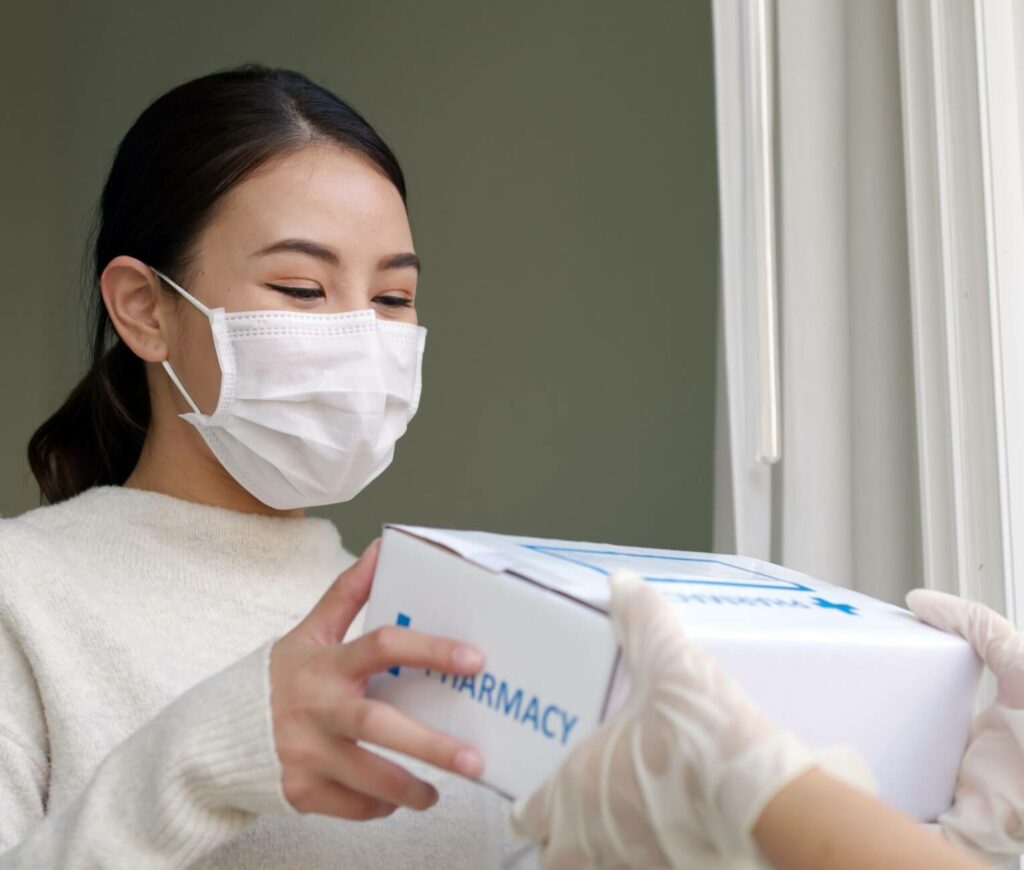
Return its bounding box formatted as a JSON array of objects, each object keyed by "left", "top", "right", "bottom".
[{"left": 384, "top": 525, "right": 968, "bottom": 646}]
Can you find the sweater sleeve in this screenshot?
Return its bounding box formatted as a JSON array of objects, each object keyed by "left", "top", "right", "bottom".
[
  {"left": 0, "top": 635, "right": 302, "bottom": 869},
  {"left": 0, "top": 617, "right": 49, "bottom": 848}
]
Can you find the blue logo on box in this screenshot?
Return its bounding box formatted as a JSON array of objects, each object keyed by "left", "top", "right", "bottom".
[
  {"left": 811, "top": 597, "right": 858, "bottom": 615},
  {"left": 388, "top": 612, "right": 412, "bottom": 675},
  {"left": 385, "top": 611, "right": 580, "bottom": 745}
]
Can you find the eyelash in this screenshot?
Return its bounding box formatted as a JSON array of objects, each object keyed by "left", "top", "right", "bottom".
[
  {"left": 267, "top": 284, "right": 323, "bottom": 300},
  {"left": 266, "top": 284, "right": 413, "bottom": 308},
  {"left": 375, "top": 295, "right": 413, "bottom": 308}
]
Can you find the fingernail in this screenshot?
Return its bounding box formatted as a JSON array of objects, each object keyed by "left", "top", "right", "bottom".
[
  {"left": 452, "top": 644, "right": 483, "bottom": 670},
  {"left": 454, "top": 747, "right": 484, "bottom": 777},
  {"left": 411, "top": 782, "right": 439, "bottom": 810}
]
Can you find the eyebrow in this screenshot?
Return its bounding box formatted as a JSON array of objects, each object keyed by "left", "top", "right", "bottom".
[
  {"left": 379, "top": 252, "right": 422, "bottom": 273},
  {"left": 251, "top": 238, "right": 421, "bottom": 273}
]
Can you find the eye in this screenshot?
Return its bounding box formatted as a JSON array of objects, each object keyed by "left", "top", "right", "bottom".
[
  {"left": 373, "top": 295, "right": 414, "bottom": 308},
  {"left": 266, "top": 283, "right": 325, "bottom": 300}
]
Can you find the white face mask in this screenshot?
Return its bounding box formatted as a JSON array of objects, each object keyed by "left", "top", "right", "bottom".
[{"left": 150, "top": 266, "right": 426, "bottom": 510}]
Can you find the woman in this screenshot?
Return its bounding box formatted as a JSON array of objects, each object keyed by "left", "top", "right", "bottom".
[
  {"left": 1, "top": 64, "right": 510, "bottom": 868},
  {"left": 0, "top": 63, "right": 1015, "bottom": 870}
]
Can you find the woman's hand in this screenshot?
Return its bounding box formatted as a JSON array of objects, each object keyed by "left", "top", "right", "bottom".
[
  {"left": 907, "top": 589, "right": 1024, "bottom": 862},
  {"left": 510, "top": 571, "right": 874, "bottom": 869},
  {"left": 269, "top": 539, "right": 486, "bottom": 820}
]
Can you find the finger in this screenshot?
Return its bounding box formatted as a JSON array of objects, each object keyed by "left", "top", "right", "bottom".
[
  {"left": 608, "top": 570, "right": 651, "bottom": 648},
  {"left": 509, "top": 787, "right": 551, "bottom": 843},
  {"left": 906, "top": 589, "right": 1016, "bottom": 667},
  {"left": 331, "top": 697, "right": 484, "bottom": 779},
  {"left": 544, "top": 844, "right": 593, "bottom": 870},
  {"left": 609, "top": 570, "right": 687, "bottom": 676},
  {"left": 319, "top": 738, "right": 440, "bottom": 811},
  {"left": 301, "top": 539, "right": 381, "bottom": 645},
  {"left": 289, "top": 773, "right": 397, "bottom": 820},
  {"left": 339, "top": 625, "right": 484, "bottom": 681},
  {"left": 906, "top": 589, "right": 1024, "bottom": 703}
]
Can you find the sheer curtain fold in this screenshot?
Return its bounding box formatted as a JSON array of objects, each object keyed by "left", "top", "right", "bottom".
[{"left": 713, "top": 0, "right": 918, "bottom": 605}]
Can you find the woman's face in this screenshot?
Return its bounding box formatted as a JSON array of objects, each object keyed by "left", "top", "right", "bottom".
[{"left": 165, "top": 144, "right": 418, "bottom": 416}]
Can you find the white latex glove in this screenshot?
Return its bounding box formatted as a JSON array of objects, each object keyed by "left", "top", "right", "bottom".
[
  {"left": 510, "top": 571, "right": 876, "bottom": 869},
  {"left": 907, "top": 588, "right": 1024, "bottom": 863}
]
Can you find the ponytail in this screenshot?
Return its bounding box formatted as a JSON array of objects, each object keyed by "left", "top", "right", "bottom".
[{"left": 28, "top": 338, "right": 149, "bottom": 504}]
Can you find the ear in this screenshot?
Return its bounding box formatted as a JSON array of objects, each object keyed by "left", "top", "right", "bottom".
[{"left": 100, "top": 256, "right": 170, "bottom": 363}]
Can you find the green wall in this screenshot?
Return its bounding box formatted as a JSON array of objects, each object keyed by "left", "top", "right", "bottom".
[{"left": 1, "top": 0, "right": 719, "bottom": 554}]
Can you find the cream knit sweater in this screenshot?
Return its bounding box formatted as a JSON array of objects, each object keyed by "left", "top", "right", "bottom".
[{"left": 0, "top": 485, "right": 534, "bottom": 869}]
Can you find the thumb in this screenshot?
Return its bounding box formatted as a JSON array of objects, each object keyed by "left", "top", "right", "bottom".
[
  {"left": 608, "top": 569, "right": 684, "bottom": 687},
  {"left": 608, "top": 569, "right": 655, "bottom": 648},
  {"left": 509, "top": 785, "right": 552, "bottom": 844},
  {"left": 299, "top": 538, "right": 381, "bottom": 646}
]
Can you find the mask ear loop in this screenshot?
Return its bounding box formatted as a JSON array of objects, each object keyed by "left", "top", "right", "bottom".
[
  {"left": 150, "top": 265, "right": 207, "bottom": 417},
  {"left": 161, "top": 360, "right": 202, "bottom": 416},
  {"left": 151, "top": 266, "right": 211, "bottom": 316}
]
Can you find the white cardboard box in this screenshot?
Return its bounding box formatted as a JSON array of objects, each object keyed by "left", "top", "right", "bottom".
[{"left": 364, "top": 525, "right": 982, "bottom": 821}]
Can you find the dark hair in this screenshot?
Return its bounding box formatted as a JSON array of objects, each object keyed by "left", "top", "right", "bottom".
[{"left": 28, "top": 64, "right": 406, "bottom": 505}]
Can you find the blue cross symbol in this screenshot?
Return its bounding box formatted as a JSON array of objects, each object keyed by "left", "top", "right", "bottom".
[
  {"left": 811, "top": 597, "right": 858, "bottom": 616},
  {"left": 388, "top": 612, "right": 412, "bottom": 675}
]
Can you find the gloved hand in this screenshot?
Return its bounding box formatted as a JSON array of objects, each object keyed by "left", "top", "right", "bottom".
[
  {"left": 510, "top": 571, "right": 876, "bottom": 869},
  {"left": 906, "top": 589, "right": 1024, "bottom": 863}
]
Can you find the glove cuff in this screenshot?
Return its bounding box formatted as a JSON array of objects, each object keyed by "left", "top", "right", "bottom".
[
  {"left": 711, "top": 736, "right": 876, "bottom": 861},
  {"left": 813, "top": 744, "right": 878, "bottom": 795},
  {"left": 708, "top": 730, "right": 817, "bottom": 859}
]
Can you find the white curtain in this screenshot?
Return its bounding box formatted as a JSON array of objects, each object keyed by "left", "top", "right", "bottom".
[
  {"left": 712, "top": 0, "right": 919, "bottom": 606},
  {"left": 714, "top": 12, "right": 1024, "bottom": 866},
  {"left": 712, "top": 0, "right": 1021, "bottom": 620}
]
